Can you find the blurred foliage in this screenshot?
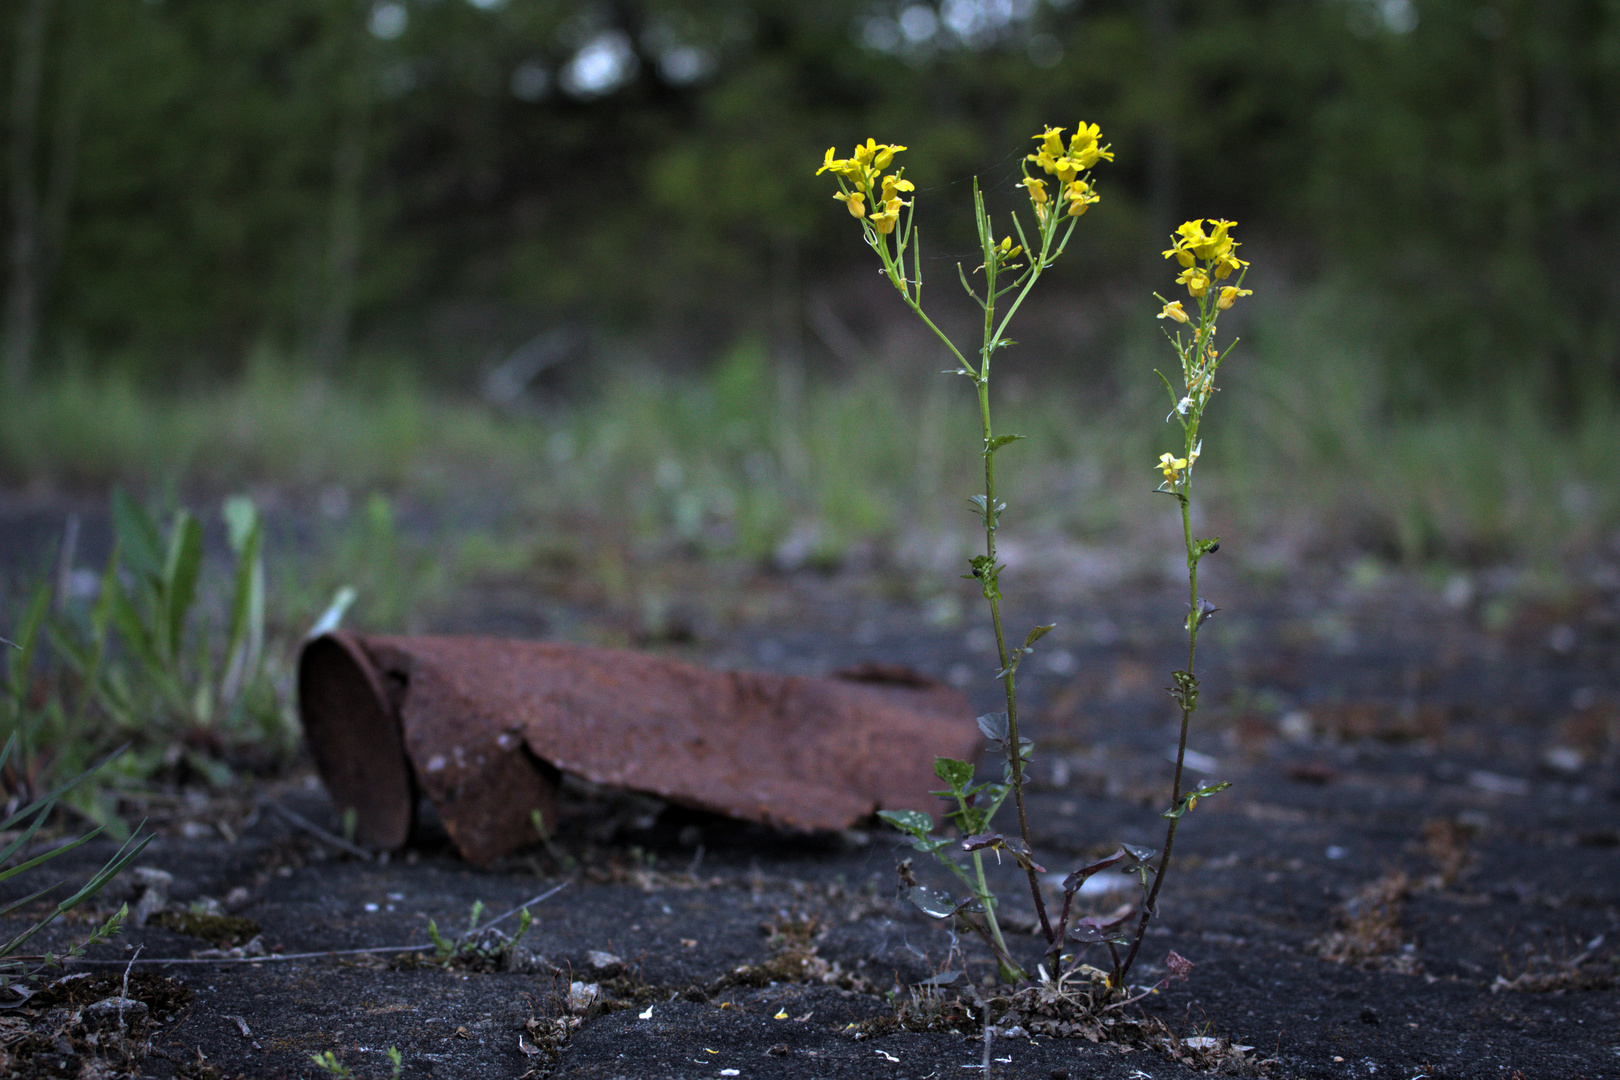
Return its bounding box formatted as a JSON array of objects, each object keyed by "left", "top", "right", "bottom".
[
  {"left": 3, "top": 329, "right": 1616, "bottom": 570},
  {"left": 3, "top": 493, "right": 297, "bottom": 823},
  {"left": 2, "top": 0, "right": 1618, "bottom": 403}
]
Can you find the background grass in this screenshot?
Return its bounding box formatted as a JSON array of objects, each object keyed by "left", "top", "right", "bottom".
[{"left": 5, "top": 285, "right": 1614, "bottom": 595}]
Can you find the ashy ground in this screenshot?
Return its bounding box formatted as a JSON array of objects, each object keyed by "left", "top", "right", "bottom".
[{"left": 1, "top": 534, "right": 1617, "bottom": 1080}]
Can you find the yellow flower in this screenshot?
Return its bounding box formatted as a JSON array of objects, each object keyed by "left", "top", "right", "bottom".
[
  {"left": 869, "top": 198, "right": 902, "bottom": 234},
  {"left": 1216, "top": 285, "right": 1253, "bottom": 310},
  {"left": 995, "top": 236, "right": 1022, "bottom": 263},
  {"left": 852, "top": 138, "right": 905, "bottom": 172},
  {"left": 819, "top": 141, "right": 905, "bottom": 193},
  {"left": 881, "top": 174, "right": 915, "bottom": 202},
  {"left": 1065, "top": 180, "right": 1099, "bottom": 216},
  {"left": 834, "top": 191, "right": 866, "bottom": 218},
  {"left": 816, "top": 148, "right": 868, "bottom": 187},
  {"left": 1157, "top": 452, "right": 1188, "bottom": 482},
  {"left": 1021, "top": 177, "right": 1049, "bottom": 205},
  {"left": 1067, "top": 123, "right": 1114, "bottom": 169},
  {"left": 1175, "top": 265, "right": 1209, "bottom": 297},
  {"left": 1158, "top": 300, "right": 1189, "bottom": 323},
  {"left": 816, "top": 147, "right": 848, "bottom": 176},
  {"left": 1212, "top": 251, "right": 1248, "bottom": 280},
  {"left": 1162, "top": 229, "right": 1196, "bottom": 267},
  {"left": 1027, "top": 122, "right": 1111, "bottom": 180},
  {"left": 1189, "top": 219, "right": 1232, "bottom": 261}
]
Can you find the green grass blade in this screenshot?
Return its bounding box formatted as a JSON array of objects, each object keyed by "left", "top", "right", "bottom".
[
  {"left": 0, "top": 827, "right": 151, "bottom": 961},
  {"left": 0, "top": 801, "right": 55, "bottom": 872},
  {"left": 105, "top": 578, "right": 159, "bottom": 673},
  {"left": 0, "top": 824, "right": 105, "bottom": 887},
  {"left": 0, "top": 743, "right": 129, "bottom": 832},
  {"left": 161, "top": 510, "right": 204, "bottom": 665},
  {"left": 222, "top": 515, "right": 264, "bottom": 701},
  {"left": 53, "top": 828, "right": 152, "bottom": 911},
  {"left": 4, "top": 585, "right": 51, "bottom": 728},
  {"left": 111, "top": 489, "right": 162, "bottom": 581},
  {"left": 0, "top": 882, "right": 65, "bottom": 921}
]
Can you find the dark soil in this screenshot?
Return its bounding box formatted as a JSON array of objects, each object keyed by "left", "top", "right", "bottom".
[{"left": 2, "top": 497, "right": 1618, "bottom": 1079}]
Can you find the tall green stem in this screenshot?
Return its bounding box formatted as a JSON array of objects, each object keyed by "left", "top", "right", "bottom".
[
  {"left": 970, "top": 848, "right": 1021, "bottom": 980},
  {"left": 1115, "top": 301, "right": 1218, "bottom": 986}
]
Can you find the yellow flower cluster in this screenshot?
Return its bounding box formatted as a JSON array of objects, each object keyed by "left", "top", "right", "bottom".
[
  {"left": 817, "top": 139, "right": 914, "bottom": 235},
  {"left": 1162, "top": 219, "right": 1251, "bottom": 302},
  {"left": 1022, "top": 124, "right": 1111, "bottom": 220}
]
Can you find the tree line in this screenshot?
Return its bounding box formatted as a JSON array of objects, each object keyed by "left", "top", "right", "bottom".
[{"left": 3, "top": 0, "right": 1616, "bottom": 406}]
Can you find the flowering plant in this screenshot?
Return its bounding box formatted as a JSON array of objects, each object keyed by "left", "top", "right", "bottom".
[{"left": 817, "top": 131, "right": 1252, "bottom": 993}]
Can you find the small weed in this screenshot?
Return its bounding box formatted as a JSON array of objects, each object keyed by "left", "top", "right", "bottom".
[
  {"left": 4, "top": 491, "right": 301, "bottom": 824},
  {"left": 310, "top": 1046, "right": 402, "bottom": 1080},
  {"left": 0, "top": 734, "right": 149, "bottom": 992},
  {"left": 424, "top": 899, "right": 534, "bottom": 970}
]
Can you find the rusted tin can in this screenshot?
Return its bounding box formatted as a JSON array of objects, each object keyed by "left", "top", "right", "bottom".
[{"left": 299, "top": 633, "right": 977, "bottom": 864}]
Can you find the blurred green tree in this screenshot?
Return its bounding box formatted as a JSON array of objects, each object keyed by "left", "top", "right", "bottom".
[{"left": 0, "top": 0, "right": 1614, "bottom": 404}]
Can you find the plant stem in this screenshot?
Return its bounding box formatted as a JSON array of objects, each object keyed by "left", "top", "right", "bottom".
[
  {"left": 1115, "top": 494, "right": 1197, "bottom": 984},
  {"left": 1115, "top": 309, "right": 1212, "bottom": 986},
  {"left": 975, "top": 373, "right": 1054, "bottom": 947},
  {"left": 969, "top": 847, "right": 1022, "bottom": 980}
]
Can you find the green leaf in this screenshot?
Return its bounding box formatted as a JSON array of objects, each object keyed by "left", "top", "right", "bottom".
[
  {"left": 1153, "top": 368, "right": 1184, "bottom": 417},
  {"left": 0, "top": 821, "right": 150, "bottom": 964},
  {"left": 876, "top": 809, "right": 933, "bottom": 839},
  {"left": 0, "top": 802, "right": 58, "bottom": 880},
  {"left": 985, "top": 434, "right": 1025, "bottom": 453},
  {"left": 307, "top": 586, "right": 357, "bottom": 639},
  {"left": 222, "top": 495, "right": 258, "bottom": 555},
  {"left": 933, "top": 757, "right": 974, "bottom": 791},
  {"left": 976, "top": 712, "right": 1009, "bottom": 744},
  {"left": 0, "top": 882, "right": 66, "bottom": 922},
  {"left": 0, "top": 744, "right": 128, "bottom": 833},
  {"left": 427, "top": 918, "right": 452, "bottom": 958},
  {"left": 6, "top": 585, "right": 49, "bottom": 704},
  {"left": 111, "top": 490, "right": 162, "bottom": 581},
  {"left": 1022, "top": 623, "right": 1055, "bottom": 649},
  {"left": 222, "top": 508, "right": 265, "bottom": 701},
  {"left": 906, "top": 885, "right": 964, "bottom": 920},
  {"left": 52, "top": 827, "right": 152, "bottom": 911},
  {"left": 160, "top": 511, "right": 204, "bottom": 665},
  {"left": 1161, "top": 780, "right": 1232, "bottom": 820}
]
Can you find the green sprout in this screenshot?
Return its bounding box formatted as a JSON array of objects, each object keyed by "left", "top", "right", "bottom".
[{"left": 310, "top": 1046, "right": 403, "bottom": 1080}]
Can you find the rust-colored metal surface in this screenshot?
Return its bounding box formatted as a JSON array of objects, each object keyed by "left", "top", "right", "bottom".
[
  {"left": 297, "top": 633, "right": 416, "bottom": 850},
  {"left": 298, "top": 633, "right": 978, "bottom": 865}
]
